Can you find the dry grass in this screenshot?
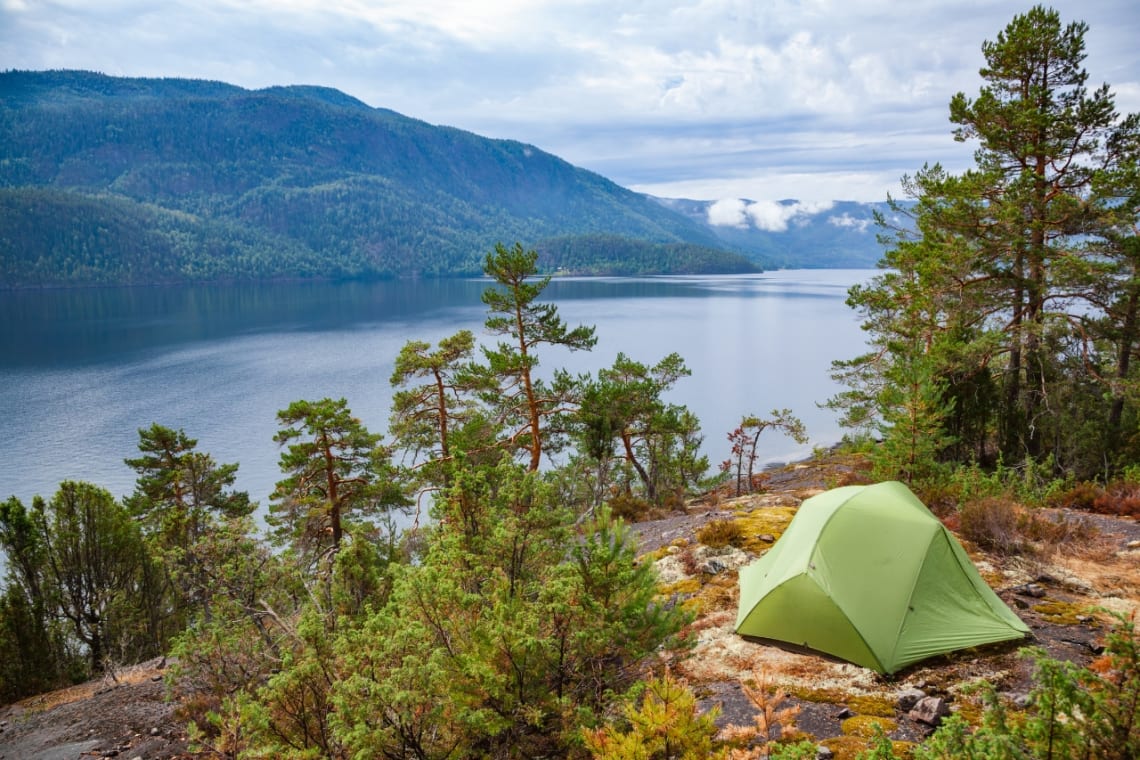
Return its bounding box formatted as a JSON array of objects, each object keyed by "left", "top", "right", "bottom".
[
  {"left": 17, "top": 659, "right": 164, "bottom": 714},
  {"left": 698, "top": 518, "right": 746, "bottom": 548}
]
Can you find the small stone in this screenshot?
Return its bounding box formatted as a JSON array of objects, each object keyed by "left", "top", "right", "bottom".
[
  {"left": 1126, "top": 540, "right": 1140, "bottom": 550},
  {"left": 150, "top": 727, "right": 161, "bottom": 736},
  {"left": 759, "top": 534, "right": 776, "bottom": 542},
  {"left": 700, "top": 559, "right": 727, "bottom": 574},
  {"left": 816, "top": 746, "right": 835, "bottom": 760},
  {"left": 897, "top": 687, "right": 926, "bottom": 712},
  {"left": 909, "top": 696, "right": 951, "bottom": 726},
  {"left": 1016, "top": 583, "right": 1046, "bottom": 598},
  {"left": 1076, "top": 615, "right": 1093, "bottom": 623},
  {"left": 835, "top": 706, "right": 855, "bottom": 719},
  {"left": 1012, "top": 693, "right": 1032, "bottom": 709}
]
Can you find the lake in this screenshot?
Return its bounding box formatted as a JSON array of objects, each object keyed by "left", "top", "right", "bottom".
[{"left": 0, "top": 270, "right": 870, "bottom": 509}]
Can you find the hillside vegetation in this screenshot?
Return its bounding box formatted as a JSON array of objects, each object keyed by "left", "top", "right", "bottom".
[{"left": 0, "top": 70, "right": 753, "bottom": 286}]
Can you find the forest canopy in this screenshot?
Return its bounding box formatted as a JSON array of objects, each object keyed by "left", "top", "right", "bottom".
[{"left": 0, "top": 71, "right": 755, "bottom": 286}]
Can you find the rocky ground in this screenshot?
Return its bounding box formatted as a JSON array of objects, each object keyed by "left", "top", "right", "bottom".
[
  {"left": 0, "top": 658, "right": 190, "bottom": 760},
  {"left": 2, "top": 454, "right": 1138, "bottom": 759},
  {"left": 633, "top": 455, "right": 1140, "bottom": 756}
]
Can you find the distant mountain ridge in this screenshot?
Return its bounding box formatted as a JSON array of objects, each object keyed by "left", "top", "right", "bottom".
[
  {"left": 0, "top": 70, "right": 885, "bottom": 287},
  {"left": 657, "top": 196, "right": 897, "bottom": 269}
]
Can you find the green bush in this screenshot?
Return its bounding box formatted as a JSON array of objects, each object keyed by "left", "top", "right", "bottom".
[{"left": 861, "top": 613, "right": 1140, "bottom": 760}]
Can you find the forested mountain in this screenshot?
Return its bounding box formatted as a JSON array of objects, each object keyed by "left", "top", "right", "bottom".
[{"left": 0, "top": 70, "right": 756, "bottom": 287}]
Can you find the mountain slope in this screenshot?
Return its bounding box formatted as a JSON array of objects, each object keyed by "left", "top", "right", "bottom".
[
  {"left": 0, "top": 70, "right": 749, "bottom": 286},
  {"left": 656, "top": 197, "right": 898, "bottom": 269}
]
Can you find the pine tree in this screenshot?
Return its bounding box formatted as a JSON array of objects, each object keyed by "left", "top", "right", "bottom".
[{"left": 481, "top": 242, "right": 596, "bottom": 471}]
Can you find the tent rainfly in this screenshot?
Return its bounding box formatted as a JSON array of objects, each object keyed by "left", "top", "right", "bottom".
[{"left": 735, "top": 480, "right": 1029, "bottom": 674}]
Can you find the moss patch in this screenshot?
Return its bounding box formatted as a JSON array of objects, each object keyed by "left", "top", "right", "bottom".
[
  {"left": 841, "top": 714, "right": 897, "bottom": 738},
  {"left": 821, "top": 735, "right": 913, "bottom": 760},
  {"left": 730, "top": 506, "right": 797, "bottom": 554},
  {"left": 819, "top": 735, "right": 873, "bottom": 760},
  {"left": 658, "top": 577, "right": 700, "bottom": 597},
  {"left": 1032, "top": 599, "right": 1092, "bottom": 625},
  {"left": 681, "top": 573, "right": 738, "bottom": 616},
  {"left": 847, "top": 694, "right": 897, "bottom": 718}
]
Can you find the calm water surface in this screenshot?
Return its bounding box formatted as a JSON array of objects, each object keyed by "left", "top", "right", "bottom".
[{"left": 0, "top": 270, "right": 870, "bottom": 508}]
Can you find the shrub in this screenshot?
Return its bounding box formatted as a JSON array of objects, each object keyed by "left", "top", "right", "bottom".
[
  {"left": 1093, "top": 482, "right": 1140, "bottom": 518},
  {"left": 697, "top": 518, "right": 745, "bottom": 548},
  {"left": 583, "top": 670, "right": 722, "bottom": 759},
  {"left": 911, "top": 613, "right": 1140, "bottom": 760},
  {"left": 958, "top": 496, "right": 1024, "bottom": 554},
  {"left": 1047, "top": 480, "right": 1102, "bottom": 511},
  {"left": 608, "top": 491, "right": 652, "bottom": 521}
]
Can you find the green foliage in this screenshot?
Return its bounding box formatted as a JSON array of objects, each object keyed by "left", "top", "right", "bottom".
[
  {"left": 389, "top": 329, "right": 498, "bottom": 489},
  {"left": 583, "top": 670, "right": 724, "bottom": 759},
  {"left": 325, "top": 464, "right": 687, "bottom": 758},
  {"left": 857, "top": 613, "right": 1140, "bottom": 760},
  {"left": 829, "top": 6, "right": 1140, "bottom": 485},
  {"left": 0, "top": 483, "right": 166, "bottom": 679},
  {"left": 856, "top": 722, "right": 902, "bottom": 760},
  {"left": 270, "top": 397, "right": 407, "bottom": 573},
  {"left": 125, "top": 423, "right": 252, "bottom": 541},
  {"left": 0, "top": 584, "right": 76, "bottom": 701},
  {"left": 537, "top": 233, "right": 758, "bottom": 275},
  {"left": 166, "top": 515, "right": 301, "bottom": 742},
  {"left": 575, "top": 352, "right": 708, "bottom": 508},
  {"left": 482, "top": 242, "right": 597, "bottom": 470},
  {"left": 870, "top": 352, "right": 955, "bottom": 484},
  {"left": 124, "top": 423, "right": 253, "bottom": 630}
]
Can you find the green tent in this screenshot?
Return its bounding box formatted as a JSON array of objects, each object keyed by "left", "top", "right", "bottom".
[{"left": 735, "top": 481, "right": 1029, "bottom": 674}]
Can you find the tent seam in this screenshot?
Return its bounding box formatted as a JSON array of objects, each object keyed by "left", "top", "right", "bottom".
[{"left": 887, "top": 528, "right": 939, "bottom": 671}]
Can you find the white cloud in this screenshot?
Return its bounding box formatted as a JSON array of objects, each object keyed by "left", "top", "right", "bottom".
[
  {"left": 707, "top": 198, "right": 835, "bottom": 231},
  {"left": 828, "top": 213, "right": 872, "bottom": 232},
  {"left": 1, "top": 0, "right": 1137, "bottom": 203},
  {"left": 746, "top": 199, "right": 834, "bottom": 232},
  {"left": 706, "top": 198, "right": 749, "bottom": 228}
]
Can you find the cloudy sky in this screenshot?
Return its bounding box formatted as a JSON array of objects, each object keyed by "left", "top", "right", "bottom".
[{"left": 3, "top": 0, "right": 1139, "bottom": 204}]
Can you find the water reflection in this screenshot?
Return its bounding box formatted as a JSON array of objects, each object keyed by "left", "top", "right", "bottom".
[{"left": 0, "top": 270, "right": 871, "bottom": 505}]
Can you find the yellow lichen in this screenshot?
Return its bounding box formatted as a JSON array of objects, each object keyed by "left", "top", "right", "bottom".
[
  {"left": 819, "top": 735, "right": 872, "bottom": 760},
  {"left": 658, "top": 578, "right": 700, "bottom": 597},
  {"left": 1032, "top": 599, "right": 1092, "bottom": 625},
  {"left": 729, "top": 506, "right": 797, "bottom": 554},
  {"left": 847, "top": 694, "right": 897, "bottom": 718},
  {"left": 821, "top": 735, "right": 913, "bottom": 760},
  {"left": 840, "top": 714, "right": 897, "bottom": 738},
  {"left": 681, "top": 573, "right": 738, "bottom": 615}
]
